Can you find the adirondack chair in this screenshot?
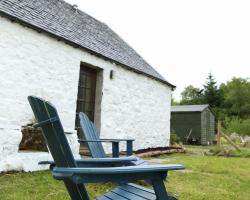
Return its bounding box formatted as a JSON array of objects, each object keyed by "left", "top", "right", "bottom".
[
  {"left": 40, "top": 113, "right": 144, "bottom": 168},
  {"left": 39, "top": 112, "right": 141, "bottom": 169},
  {"left": 28, "top": 96, "right": 184, "bottom": 200},
  {"left": 79, "top": 112, "right": 137, "bottom": 158}
]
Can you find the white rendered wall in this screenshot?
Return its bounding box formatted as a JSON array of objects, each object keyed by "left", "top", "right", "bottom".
[{"left": 0, "top": 16, "right": 171, "bottom": 172}]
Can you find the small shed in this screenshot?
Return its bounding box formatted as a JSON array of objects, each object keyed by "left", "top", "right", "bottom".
[{"left": 171, "top": 105, "right": 215, "bottom": 145}]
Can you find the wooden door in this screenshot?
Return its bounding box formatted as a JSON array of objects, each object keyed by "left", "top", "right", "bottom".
[{"left": 75, "top": 65, "right": 97, "bottom": 143}]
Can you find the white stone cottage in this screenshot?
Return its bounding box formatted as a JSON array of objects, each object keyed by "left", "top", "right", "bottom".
[{"left": 0, "top": 0, "right": 175, "bottom": 172}]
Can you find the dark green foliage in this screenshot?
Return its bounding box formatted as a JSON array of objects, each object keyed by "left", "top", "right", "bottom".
[
  {"left": 170, "top": 131, "right": 181, "bottom": 145},
  {"left": 220, "top": 78, "right": 250, "bottom": 118},
  {"left": 180, "top": 85, "right": 204, "bottom": 105},
  {"left": 178, "top": 76, "right": 250, "bottom": 119},
  {"left": 176, "top": 76, "right": 250, "bottom": 137},
  {"left": 179, "top": 73, "right": 222, "bottom": 107},
  {"left": 203, "top": 73, "right": 222, "bottom": 109},
  {"left": 223, "top": 117, "right": 250, "bottom": 136}
]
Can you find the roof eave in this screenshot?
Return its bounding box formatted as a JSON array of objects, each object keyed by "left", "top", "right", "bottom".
[
  {"left": 0, "top": 11, "right": 175, "bottom": 89},
  {"left": 171, "top": 111, "right": 202, "bottom": 113}
]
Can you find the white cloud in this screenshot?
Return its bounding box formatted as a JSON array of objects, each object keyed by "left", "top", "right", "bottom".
[{"left": 66, "top": 0, "right": 250, "bottom": 100}]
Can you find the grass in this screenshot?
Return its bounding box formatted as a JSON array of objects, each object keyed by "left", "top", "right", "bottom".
[
  {"left": 207, "top": 145, "right": 250, "bottom": 157},
  {"left": 0, "top": 171, "right": 114, "bottom": 200},
  {"left": 231, "top": 148, "right": 250, "bottom": 157},
  {"left": 184, "top": 144, "right": 250, "bottom": 157},
  {"left": 183, "top": 145, "right": 212, "bottom": 150},
  {"left": 0, "top": 153, "right": 250, "bottom": 199},
  {"left": 162, "top": 154, "right": 250, "bottom": 200}
]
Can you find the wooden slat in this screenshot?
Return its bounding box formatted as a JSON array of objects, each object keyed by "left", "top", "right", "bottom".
[
  {"left": 96, "top": 196, "right": 111, "bottom": 200},
  {"left": 103, "top": 191, "right": 129, "bottom": 200},
  {"left": 132, "top": 159, "right": 147, "bottom": 166},
  {"left": 28, "top": 96, "right": 90, "bottom": 200},
  {"left": 111, "top": 188, "right": 148, "bottom": 200},
  {"left": 28, "top": 96, "right": 177, "bottom": 200},
  {"left": 119, "top": 184, "right": 156, "bottom": 199},
  {"left": 127, "top": 183, "right": 155, "bottom": 194},
  {"left": 79, "top": 112, "right": 106, "bottom": 158}
]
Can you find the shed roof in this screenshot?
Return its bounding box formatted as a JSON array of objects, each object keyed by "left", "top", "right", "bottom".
[
  {"left": 0, "top": 0, "right": 174, "bottom": 88},
  {"left": 171, "top": 105, "right": 210, "bottom": 113}
]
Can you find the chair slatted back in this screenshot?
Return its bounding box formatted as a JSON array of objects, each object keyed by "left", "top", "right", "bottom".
[
  {"left": 79, "top": 112, "right": 106, "bottom": 158},
  {"left": 28, "top": 96, "right": 89, "bottom": 200}
]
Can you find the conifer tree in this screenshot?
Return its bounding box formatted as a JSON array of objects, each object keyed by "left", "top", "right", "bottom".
[{"left": 203, "top": 73, "right": 221, "bottom": 108}]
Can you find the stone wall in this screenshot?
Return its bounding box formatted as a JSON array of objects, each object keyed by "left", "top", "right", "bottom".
[
  {"left": 19, "top": 126, "right": 48, "bottom": 152},
  {"left": 0, "top": 16, "right": 172, "bottom": 172}
]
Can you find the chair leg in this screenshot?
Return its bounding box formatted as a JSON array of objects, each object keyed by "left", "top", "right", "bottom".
[
  {"left": 112, "top": 142, "right": 119, "bottom": 157},
  {"left": 152, "top": 179, "right": 173, "bottom": 200},
  {"left": 64, "top": 180, "right": 90, "bottom": 200},
  {"left": 126, "top": 140, "right": 133, "bottom": 156}
]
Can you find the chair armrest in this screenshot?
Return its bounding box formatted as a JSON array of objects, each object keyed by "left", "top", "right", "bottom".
[
  {"left": 78, "top": 156, "right": 138, "bottom": 163},
  {"left": 100, "top": 139, "right": 135, "bottom": 142},
  {"left": 78, "top": 139, "right": 119, "bottom": 143},
  {"left": 38, "top": 156, "right": 139, "bottom": 169},
  {"left": 53, "top": 164, "right": 184, "bottom": 184},
  {"left": 76, "top": 156, "right": 139, "bottom": 167},
  {"left": 78, "top": 139, "right": 134, "bottom": 157},
  {"left": 100, "top": 139, "right": 134, "bottom": 156},
  {"left": 38, "top": 161, "right": 56, "bottom": 170},
  {"left": 78, "top": 139, "right": 120, "bottom": 157}
]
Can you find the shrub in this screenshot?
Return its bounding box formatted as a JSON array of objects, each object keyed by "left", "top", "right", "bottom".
[
  {"left": 170, "top": 130, "right": 181, "bottom": 145},
  {"left": 223, "top": 117, "right": 250, "bottom": 136}
]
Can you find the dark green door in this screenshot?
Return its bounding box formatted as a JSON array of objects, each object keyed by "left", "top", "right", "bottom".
[{"left": 75, "top": 64, "right": 97, "bottom": 151}]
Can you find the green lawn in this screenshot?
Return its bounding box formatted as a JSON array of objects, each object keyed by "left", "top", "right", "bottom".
[
  {"left": 162, "top": 154, "right": 250, "bottom": 200},
  {"left": 0, "top": 154, "right": 249, "bottom": 200}
]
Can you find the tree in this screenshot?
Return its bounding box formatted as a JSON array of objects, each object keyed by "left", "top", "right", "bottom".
[
  {"left": 203, "top": 73, "right": 222, "bottom": 108},
  {"left": 220, "top": 78, "right": 250, "bottom": 118},
  {"left": 180, "top": 85, "right": 204, "bottom": 105}
]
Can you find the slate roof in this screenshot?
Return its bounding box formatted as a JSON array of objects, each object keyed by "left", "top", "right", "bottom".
[
  {"left": 171, "top": 105, "right": 210, "bottom": 112},
  {"left": 0, "top": 0, "right": 174, "bottom": 88}
]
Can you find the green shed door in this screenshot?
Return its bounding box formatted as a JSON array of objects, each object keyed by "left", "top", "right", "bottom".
[
  {"left": 201, "top": 111, "right": 207, "bottom": 145},
  {"left": 201, "top": 108, "right": 214, "bottom": 145}
]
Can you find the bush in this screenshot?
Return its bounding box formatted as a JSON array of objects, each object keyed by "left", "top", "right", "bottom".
[
  {"left": 223, "top": 117, "right": 250, "bottom": 136},
  {"left": 170, "top": 131, "right": 181, "bottom": 145}
]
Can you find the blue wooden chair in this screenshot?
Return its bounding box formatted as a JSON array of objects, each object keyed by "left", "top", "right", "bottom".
[
  {"left": 39, "top": 111, "right": 142, "bottom": 169},
  {"left": 79, "top": 112, "right": 145, "bottom": 166},
  {"left": 39, "top": 114, "right": 140, "bottom": 169},
  {"left": 28, "top": 96, "right": 184, "bottom": 200}
]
